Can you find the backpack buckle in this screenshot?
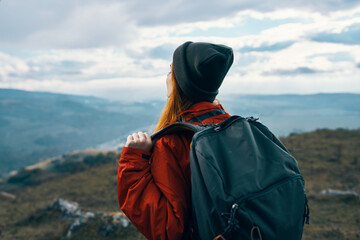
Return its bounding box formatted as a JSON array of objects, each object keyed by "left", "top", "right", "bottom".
[
  {"left": 214, "top": 125, "right": 221, "bottom": 132},
  {"left": 246, "top": 116, "right": 259, "bottom": 122}
]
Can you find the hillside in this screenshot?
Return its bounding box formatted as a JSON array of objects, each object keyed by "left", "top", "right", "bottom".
[
  {"left": 0, "top": 149, "right": 145, "bottom": 240},
  {"left": 0, "top": 88, "right": 163, "bottom": 176},
  {"left": 0, "top": 128, "right": 359, "bottom": 239},
  {"left": 280, "top": 129, "right": 360, "bottom": 240}
]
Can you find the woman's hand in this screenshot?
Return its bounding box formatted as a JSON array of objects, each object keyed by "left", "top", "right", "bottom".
[{"left": 125, "top": 132, "right": 153, "bottom": 152}]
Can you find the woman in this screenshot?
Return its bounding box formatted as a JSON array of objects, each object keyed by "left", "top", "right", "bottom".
[{"left": 117, "top": 41, "right": 234, "bottom": 240}]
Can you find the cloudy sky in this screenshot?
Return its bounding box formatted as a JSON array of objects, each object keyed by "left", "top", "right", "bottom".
[{"left": 0, "top": 0, "right": 359, "bottom": 101}]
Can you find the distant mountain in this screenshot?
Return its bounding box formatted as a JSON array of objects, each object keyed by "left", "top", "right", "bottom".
[
  {"left": 0, "top": 89, "right": 163, "bottom": 176},
  {"left": 221, "top": 93, "right": 360, "bottom": 136},
  {"left": 99, "top": 93, "right": 360, "bottom": 149},
  {"left": 1, "top": 89, "right": 360, "bottom": 176}
]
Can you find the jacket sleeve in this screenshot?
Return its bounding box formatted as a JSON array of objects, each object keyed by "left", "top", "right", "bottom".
[{"left": 117, "top": 135, "right": 191, "bottom": 240}]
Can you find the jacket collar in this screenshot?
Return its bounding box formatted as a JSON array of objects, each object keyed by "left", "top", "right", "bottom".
[{"left": 178, "top": 101, "right": 227, "bottom": 121}]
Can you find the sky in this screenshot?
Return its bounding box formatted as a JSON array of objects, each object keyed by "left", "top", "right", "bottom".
[{"left": 0, "top": 0, "right": 359, "bottom": 102}]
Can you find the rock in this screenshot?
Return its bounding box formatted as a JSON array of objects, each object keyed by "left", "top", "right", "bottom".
[
  {"left": 49, "top": 198, "right": 81, "bottom": 218},
  {"left": 112, "top": 212, "right": 130, "bottom": 228},
  {"left": 66, "top": 212, "right": 95, "bottom": 238},
  {"left": 97, "top": 211, "right": 131, "bottom": 236},
  {"left": 43, "top": 198, "right": 131, "bottom": 238},
  {"left": 17, "top": 198, "right": 137, "bottom": 238},
  {"left": 0, "top": 191, "right": 16, "bottom": 200},
  {"left": 318, "top": 189, "right": 360, "bottom": 200}
]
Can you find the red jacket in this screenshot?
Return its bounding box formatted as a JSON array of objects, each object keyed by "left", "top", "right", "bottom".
[{"left": 117, "top": 101, "right": 231, "bottom": 240}]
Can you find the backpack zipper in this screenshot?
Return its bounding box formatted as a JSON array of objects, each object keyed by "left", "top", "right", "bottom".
[{"left": 193, "top": 117, "right": 242, "bottom": 139}]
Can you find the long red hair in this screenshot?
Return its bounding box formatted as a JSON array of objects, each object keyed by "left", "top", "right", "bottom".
[
  {"left": 153, "top": 65, "right": 224, "bottom": 133},
  {"left": 153, "top": 66, "right": 193, "bottom": 133}
]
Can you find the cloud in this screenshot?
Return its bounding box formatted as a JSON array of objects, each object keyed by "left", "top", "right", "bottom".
[
  {"left": 310, "top": 23, "right": 360, "bottom": 45},
  {"left": 146, "top": 44, "right": 175, "bottom": 60},
  {"left": 0, "top": 0, "right": 73, "bottom": 44},
  {"left": 17, "top": 60, "right": 95, "bottom": 80},
  {"left": 0, "top": 52, "right": 29, "bottom": 82},
  {"left": 1, "top": 2, "right": 360, "bottom": 100},
  {"left": 239, "top": 41, "right": 295, "bottom": 53},
  {"left": 0, "top": 1, "right": 138, "bottom": 48},
  {"left": 308, "top": 52, "right": 354, "bottom": 62},
  {"left": 263, "top": 67, "right": 323, "bottom": 76},
  {"left": 239, "top": 40, "right": 360, "bottom": 79},
  {"left": 0, "top": 48, "right": 170, "bottom": 86},
  {"left": 218, "top": 72, "right": 360, "bottom": 98},
  {"left": 1, "top": 1, "right": 360, "bottom": 49},
  {"left": 235, "top": 54, "right": 260, "bottom": 68},
  {"left": 122, "top": 0, "right": 360, "bottom": 26},
  {"left": 0, "top": 51, "right": 97, "bottom": 82}
]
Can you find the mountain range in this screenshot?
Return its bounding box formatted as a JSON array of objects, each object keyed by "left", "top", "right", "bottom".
[{"left": 1, "top": 88, "right": 359, "bottom": 176}]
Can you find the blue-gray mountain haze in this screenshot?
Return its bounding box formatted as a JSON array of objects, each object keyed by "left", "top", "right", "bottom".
[{"left": 0, "top": 88, "right": 359, "bottom": 176}]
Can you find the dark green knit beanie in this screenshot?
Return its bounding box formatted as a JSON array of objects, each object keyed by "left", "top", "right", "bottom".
[{"left": 173, "top": 41, "right": 234, "bottom": 102}]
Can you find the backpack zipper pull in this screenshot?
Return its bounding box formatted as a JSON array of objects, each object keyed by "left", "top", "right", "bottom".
[
  {"left": 229, "top": 203, "right": 239, "bottom": 224},
  {"left": 219, "top": 203, "right": 240, "bottom": 239}
]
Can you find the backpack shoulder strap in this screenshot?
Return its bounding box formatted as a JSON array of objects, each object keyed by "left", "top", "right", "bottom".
[
  {"left": 151, "top": 109, "right": 228, "bottom": 142},
  {"left": 151, "top": 122, "right": 205, "bottom": 142}
]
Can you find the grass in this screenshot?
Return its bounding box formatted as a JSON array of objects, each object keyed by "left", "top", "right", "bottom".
[
  {"left": 280, "top": 128, "right": 360, "bottom": 239},
  {"left": 0, "top": 128, "right": 359, "bottom": 239}
]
